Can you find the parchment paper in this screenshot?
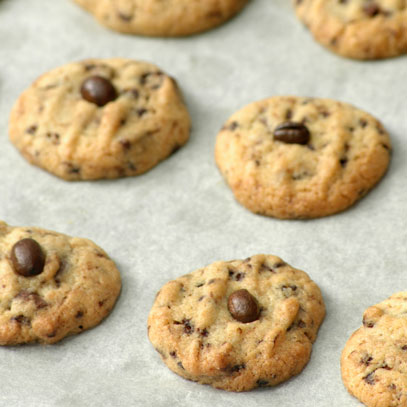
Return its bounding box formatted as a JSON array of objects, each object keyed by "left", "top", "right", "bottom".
[{"left": 0, "top": 0, "right": 406, "bottom": 406}]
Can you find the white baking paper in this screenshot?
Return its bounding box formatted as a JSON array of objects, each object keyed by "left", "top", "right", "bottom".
[{"left": 0, "top": 0, "right": 406, "bottom": 405}]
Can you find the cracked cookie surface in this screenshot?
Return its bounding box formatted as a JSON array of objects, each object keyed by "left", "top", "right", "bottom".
[
  {"left": 215, "top": 96, "right": 391, "bottom": 219},
  {"left": 9, "top": 58, "right": 190, "bottom": 180},
  {"left": 0, "top": 221, "right": 121, "bottom": 345},
  {"left": 294, "top": 0, "right": 407, "bottom": 59},
  {"left": 147, "top": 254, "right": 325, "bottom": 391},
  {"left": 73, "top": 0, "right": 249, "bottom": 36},
  {"left": 341, "top": 292, "right": 407, "bottom": 407}
]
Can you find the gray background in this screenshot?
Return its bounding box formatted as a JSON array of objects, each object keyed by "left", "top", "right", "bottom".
[{"left": 0, "top": 0, "right": 406, "bottom": 406}]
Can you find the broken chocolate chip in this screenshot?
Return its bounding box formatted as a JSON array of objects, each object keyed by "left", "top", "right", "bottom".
[
  {"left": 364, "top": 372, "right": 376, "bottom": 385},
  {"left": 363, "top": 2, "right": 381, "bottom": 17},
  {"left": 11, "top": 238, "right": 45, "bottom": 277},
  {"left": 340, "top": 158, "right": 348, "bottom": 167},
  {"left": 274, "top": 122, "right": 310, "bottom": 145},
  {"left": 182, "top": 319, "right": 194, "bottom": 335},
  {"left": 361, "top": 355, "right": 373, "bottom": 365},
  {"left": 26, "top": 125, "right": 38, "bottom": 135},
  {"left": 228, "top": 289, "right": 260, "bottom": 323},
  {"left": 11, "top": 315, "right": 31, "bottom": 325},
  {"left": 256, "top": 379, "right": 269, "bottom": 387},
  {"left": 80, "top": 76, "right": 117, "bottom": 107}
]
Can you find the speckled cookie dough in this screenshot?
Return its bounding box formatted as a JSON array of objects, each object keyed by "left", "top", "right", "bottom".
[
  {"left": 341, "top": 292, "right": 407, "bottom": 407},
  {"left": 215, "top": 96, "right": 391, "bottom": 219},
  {"left": 0, "top": 221, "right": 121, "bottom": 345},
  {"left": 294, "top": 0, "right": 407, "bottom": 59},
  {"left": 73, "top": 0, "right": 250, "bottom": 36},
  {"left": 148, "top": 254, "right": 325, "bottom": 391},
  {"left": 9, "top": 58, "right": 190, "bottom": 180}
]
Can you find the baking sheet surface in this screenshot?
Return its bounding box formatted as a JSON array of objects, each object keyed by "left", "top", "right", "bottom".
[{"left": 0, "top": 0, "right": 406, "bottom": 406}]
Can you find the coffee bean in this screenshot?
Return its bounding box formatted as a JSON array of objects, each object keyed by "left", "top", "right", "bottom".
[
  {"left": 80, "top": 76, "right": 117, "bottom": 107},
  {"left": 273, "top": 122, "right": 310, "bottom": 145},
  {"left": 228, "top": 289, "right": 259, "bottom": 323},
  {"left": 11, "top": 238, "right": 45, "bottom": 277}
]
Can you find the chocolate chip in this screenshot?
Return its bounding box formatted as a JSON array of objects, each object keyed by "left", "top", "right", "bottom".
[
  {"left": 360, "top": 119, "right": 368, "bottom": 128},
  {"left": 363, "top": 2, "right": 381, "bottom": 17},
  {"left": 80, "top": 76, "right": 117, "bottom": 107},
  {"left": 182, "top": 319, "right": 194, "bottom": 335},
  {"left": 76, "top": 311, "right": 84, "bottom": 318},
  {"left": 340, "top": 158, "right": 348, "bottom": 167},
  {"left": 361, "top": 355, "right": 373, "bottom": 365},
  {"left": 274, "top": 122, "right": 310, "bottom": 145},
  {"left": 364, "top": 372, "right": 376, "bottom": 385},
  {"left": 26, "top": 125, "right": 37, "bottom": 135},
  {"left": 11, "top": 238, "right": 45, "bottom": 277},
  {"left": 256, "top": 379, "right": 269, "bottom": 387},
  {"left": 11, "top": 315, "right": 31, "bottom": 325},
  {"left": 177, "top": 361, "right": 185, "bottom": 370},
  {"left": 228, "top": 289, "right": 260, "bottom": 323},
  {"left": 363, "top": 317, "right": 375, "bottom": 328}
]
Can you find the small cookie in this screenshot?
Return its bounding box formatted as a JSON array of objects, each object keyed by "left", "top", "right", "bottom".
[
  {"left": 148, "top": 254, "right": 325, "bottom": 391},
  {"left": 215, "top": 96, "right": 391, "bottom": 219},
  {"left": 73, "top": 0, "right": 249, "bottom": 36},
  {"left": 0, "top": 221, "right": 121, "bottom": 345},
  {"left": 294, "top": 0, "right": 407, "bottom": 59},
  {"left": 9, "top": 58, "right": 190, "bottom": 180},
  {"left": 341, "top": 292, "right": 407, "bottom": 407}
]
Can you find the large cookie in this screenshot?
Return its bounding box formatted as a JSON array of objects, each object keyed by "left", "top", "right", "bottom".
[
  {"left": 215, "top": 96, "right": 391, "bottom": 219},
  {"left": 341, "top": 292, "right": 407, "bottom": 406},
  {"left": 0, "top": 221, "right": 121, "bottom": 345},
  {"left": 73, "top": 0, "right": 249, "bottom": 36},
  {"left": 294, "top": 0, "right": 407, "bottom": 59},
  {"left": 9, "top": 58, "right": 190, "bottom": 180},
  {"left": 148, "top": 254, "right": 325, "bottom": 391}
]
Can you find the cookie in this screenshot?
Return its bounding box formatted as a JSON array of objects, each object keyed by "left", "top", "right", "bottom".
[
  {"left": 73, "top": 0, "right": 249, "bottom": 36},
  {"left": 341, "top": 292, "right": 407, "bottom": 407},
  {"left": 147, "top": 254, "right": 325, "bottom": 391},
  {"left": 0, "top": 221, "right": 121, "bottom": 345},
  {"left": 294, "top": 0, "right": 407, "bottom": 59},
  {"left": 9, "top": 58, "right": 190, "bottom": 180},
  {"left": 215, "top": 96, "right": 391, "bottom": 219}
]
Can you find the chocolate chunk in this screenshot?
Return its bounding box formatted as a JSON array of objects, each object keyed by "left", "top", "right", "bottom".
[
  {"left": 274, "top": 122, "right": 310, "bottom": 145},
  {"left": 11, "top": 315, "right": 31, "bottom": 325},
  {"left": 80, "top": 76, "right": 117, "bottom": 107},
  {"left": 228, "top": 289, "right": 260, "bottom": 323},
  {"left": 11, "top": 238, "right": 45, "bottom": 277}
]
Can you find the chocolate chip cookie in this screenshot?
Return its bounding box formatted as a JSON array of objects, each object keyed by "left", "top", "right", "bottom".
[
  {"left": 215, "top": 96, "right": 391, "bottom": 219},
  {"left": 9, "top": 58, "right": 190, "bottom": 180},
  {"left": 294, "top": 0, "right": 407, "bottom": 59},
  {"left": 0, "top": 221, "right": 121, "bottom": 345},
  {"left": 73, "top": 0, "right": 249, "bottom": 36},
  {"left": 147, "top": 254, "right": 325, "bottom": 391},
  {"left": 341, "top": 292, "right": 407, "bottom": 406}
]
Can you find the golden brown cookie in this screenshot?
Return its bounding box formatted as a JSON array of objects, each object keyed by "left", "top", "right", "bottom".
[
  {"left": 215, "top": 96, "right": 391, "bottom": 219},
  {"left": 0, "top": 221, "right": 121, "bottom": 345},
  {"left": 9, "top": 58, "right": 190, "bottom": 180},
  {"left": 73, "top": 0, "right": 250, "bottom": 36},
  {"left": 148, "top": 254, "right": 325, "bottom": 391},
  {"left": 341, "top": 292, "right": 407, "bottom": 407},
  {"left": 294, "top": 0, "right": 407, "bottom": 59}
]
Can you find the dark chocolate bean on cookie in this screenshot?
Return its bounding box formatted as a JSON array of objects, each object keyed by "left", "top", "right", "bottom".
[
  {"left": 148, "top": 254, "right": 325, "bottom": 391},
  {"left": 9, "top": 58, "right": 191, "bottom": 180},
  {"left": 0, "top": 221, "right": 121, "bottom": 345},
  {"left": 215, "top": 96, "right": 391, "bottom": 219}
]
